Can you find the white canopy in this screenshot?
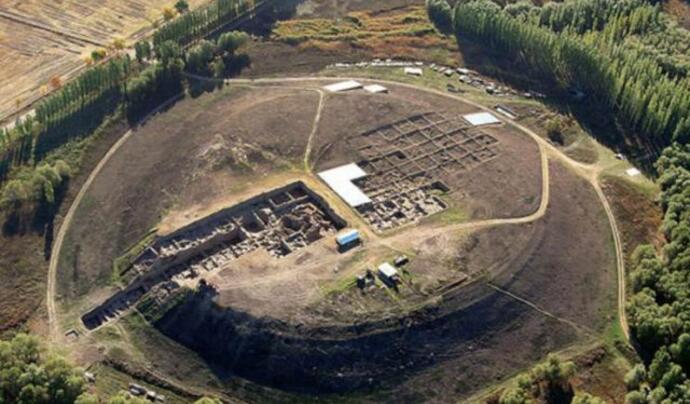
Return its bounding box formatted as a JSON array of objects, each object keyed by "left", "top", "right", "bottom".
[
  {"left": 463, "top": 112, "right": 500, "bottom": 126},
  {"left": 323, "top": 80, "right": 363, "bottom": 93},
  {"left": 318, "top": 163, "right": 372, "bottom": 207},
  {"left": 364, "top": 84, "right": 388, "bottom": 94}
]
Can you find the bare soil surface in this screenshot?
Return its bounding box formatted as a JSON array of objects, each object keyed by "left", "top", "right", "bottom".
[
  {"left": 490, "top": 161, "right": 617, "bottom": 333},
  {"left": 241, "top": 40, "right": 367, "bottom": 78},
  {"left": 56, "top": 86, "right": 320, "bottom": 302},
  {"left": 0, "top": 234, "right": 46, "bottom": 332},
  {"left": 54, "top": 80, "right": 616, "bottom": 402},
  {"left": 311, "top": 85, "right": 543, "bottom": 220},
  {"left": 148, "top": 151, "right": 615, "bottom": 399},
  {"left": 601, "top": 176, "right": 663, "bottom": 266}
]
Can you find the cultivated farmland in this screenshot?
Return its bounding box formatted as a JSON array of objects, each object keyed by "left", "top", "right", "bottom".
[{"left": 0, "top": 0, "right": 205, "bottom": 123}]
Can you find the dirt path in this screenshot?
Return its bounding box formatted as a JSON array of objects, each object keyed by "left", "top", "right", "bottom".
[
  {"left": 46, "top": 95, "right": 183, "bottom": 343},
  {"left": 487, "top": 283, "right": 596, "bottom": 337},
  {"left": 303, "top": 89, "right": 326, "bottom": 171},
  {"left": 47, "top": 75, "right": 629, "bottom": 346},
  {"left": 46, "top": 126, "right": 135, "bottom": 340},
  {"left": 593, "top": 175, "right": 629, "bottom": 339},
  {"left": 381, "top": 138, "right": 549, "bottom": 245}
]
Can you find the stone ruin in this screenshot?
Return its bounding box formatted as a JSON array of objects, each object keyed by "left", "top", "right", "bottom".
[
  {"left": 81, "top": 182, "right": 345, "bottom": 330},
  {"left": 347, "top": 112, "right": 500, "bottom": 231}
]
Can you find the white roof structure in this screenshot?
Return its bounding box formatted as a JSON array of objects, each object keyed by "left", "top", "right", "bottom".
[
  {"left": 495, "top": 106, "right": 516, "bottom": 120},
  {"left": 463, "top": 112, "right": 501, "bottom": 126},
  {"left": 378, "top": 263, "right": 398, "bottom": 278},
  {"left": 404, "top": 67, "right": 423, "bottom": 76},
  {"left": 336, "top": 229, "right": 360, "bottom": 246},
  {"left": 318, "top": 163, "right": 372, "bottom": 208},
  {"left": 626, "top": 168, "right": 641, "bottom": 177},
  {"left": 364, "top": 84, "right": 388, "bottom": 94},
  {"left": 323, "top": 80, "right": 363, "bottom": 93}
]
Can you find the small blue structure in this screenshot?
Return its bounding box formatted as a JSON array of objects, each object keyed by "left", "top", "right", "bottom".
[{"left": 336, "top": 229, "right": 361, "bottom": 251}]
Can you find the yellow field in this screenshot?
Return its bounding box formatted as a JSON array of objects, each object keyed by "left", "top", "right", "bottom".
[
  {"left": 272, "top": 5, "right": 459, "bottom": 65},
  {"left": 0, "top": 0, "right": 206, "bottom": 122}
]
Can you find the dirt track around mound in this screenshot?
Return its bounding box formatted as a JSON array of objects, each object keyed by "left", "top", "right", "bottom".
[{"left": 46, "top": 76, "right": 622, "bottom": 401}]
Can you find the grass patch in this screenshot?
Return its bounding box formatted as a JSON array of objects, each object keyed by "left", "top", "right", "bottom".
[
  {"left": 0, "top": 234, "right": 46, "bottom": 333},
  {"left": 426, "top": 204, "right": 468, "bottom": 226},
  {"left": 320, "top": 249, "right": 367, "bottom": 297},
  {"left": 321, "top": 276, "right": 357, "bottom": 297},
  {"left": 136, "top": 287, "right": 192, "bottom": 323},
  {"left": 564, "top": 136, "right": 599, "bottom": 164},
  {"left": 112, "top": 228, "right": 157, "bottom": 285},
  {"left": 273, "top": 6, "right": 459, "bottom": 65},
  {"left": 274, "top": 7, "right": 436, "bottom": 43},
  {"left": 92, "top": 324, "right": 125, "bottom": 343},
  {"left": 602, "top": 315, "right": 627, "bottom": 348}
]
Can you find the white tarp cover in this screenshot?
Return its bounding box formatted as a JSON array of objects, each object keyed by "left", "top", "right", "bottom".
[
  {"left": 318, "top": 163, "right": 372, "bottom": 207},
  {"left": 404, "top": 67, "right": 423, "bottom": 76},
  {"left": 323, "top": 80, "right": 363, "bottom": 93},
  {"left": 626, "top": 168, "right": 641, "bottom": 177},
  {"left": 378, "top": 263, "right": 398, "bottom": 278},
  {"left": 463, "top": 112, "right": 501, "bottom": 126},
  {"left": 364, "top": 84, "right": 388, "bottom": 93}
]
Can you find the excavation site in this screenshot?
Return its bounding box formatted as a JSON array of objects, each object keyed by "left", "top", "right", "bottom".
[
  {"left": 5, "top": 0, "right": 680, "bottom": 402},
  {"left": 56, "top": 81, "right": 616, "bottom": 401},
  {"left": 81, "top": 181, "right": 345, "bottom": 330}
]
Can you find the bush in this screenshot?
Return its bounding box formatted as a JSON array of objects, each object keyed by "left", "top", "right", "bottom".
[
  {"left": 625, "top": 364, "right": 647, "bottom": 390},
  {"left": 546, "top": 118, "right": 565, "bottom": 145},
  {"left": 174, "top": 0, "right": 189, "bottom": 14}
]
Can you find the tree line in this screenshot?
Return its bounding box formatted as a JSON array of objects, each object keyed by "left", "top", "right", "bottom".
[
  {"left": 185, "top": 31, "right": 249, "bottom": 78},
  {"left": 34, "top": 58, "right": 132, "bottom": 160},
  {"left": 428, "top": 0, "right": 690, "bottom": 402},
  {"left": 625, "top": 144, "right": 690, "bottom": 402},
  {"left": 152, "top": 0, "right": 256, "bottom": 52}
]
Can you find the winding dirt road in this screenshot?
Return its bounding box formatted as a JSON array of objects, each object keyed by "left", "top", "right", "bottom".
[
  {"left": 45, "top": 76, "right": 629, "bottom": 345},
  {"left": 46, "top": 95, "right": 183, "bottom": 342}
]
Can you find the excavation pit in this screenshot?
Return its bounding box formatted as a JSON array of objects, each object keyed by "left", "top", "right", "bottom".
[
  {"left": 81, "top": 181, "right": 345, "bottom": 330},
  {"left": 345, "top": 112, "right": 501, "bottom": 231}
]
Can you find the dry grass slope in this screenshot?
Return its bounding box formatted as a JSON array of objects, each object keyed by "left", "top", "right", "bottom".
[{"left": 272, "top": 5, "right": 459, "bottom": 65}]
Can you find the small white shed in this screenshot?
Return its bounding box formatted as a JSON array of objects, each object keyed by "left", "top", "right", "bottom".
[
  {"left": 378, "top": 263, "right": 399, "bottom": 283},
  {"left": 404, "top": 67, "right": 423, "bottom": 76},
  {"left": 323, "top": 80, "right": 363, "bottom": 93}
]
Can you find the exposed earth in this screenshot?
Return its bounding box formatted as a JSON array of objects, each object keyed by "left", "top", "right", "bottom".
[{"left": 48, "top": 77, "right": 619, "bottom": 401}]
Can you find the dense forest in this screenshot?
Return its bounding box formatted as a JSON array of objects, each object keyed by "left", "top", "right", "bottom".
[{"left": 428, "top": 0, "right": 690, "bottom": 402}]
